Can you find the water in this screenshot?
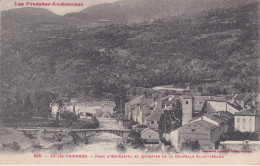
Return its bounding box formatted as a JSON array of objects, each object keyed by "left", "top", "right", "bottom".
[{"left": 72, "top": 118, "right": 137, "bottom": 154}]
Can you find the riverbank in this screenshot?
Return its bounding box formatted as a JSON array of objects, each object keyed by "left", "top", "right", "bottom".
[{"left": 0, "top": 117, "right": 99, "bottom": 129}]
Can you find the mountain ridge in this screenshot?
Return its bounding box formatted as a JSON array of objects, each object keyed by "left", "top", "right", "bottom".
[
  {"left": 1, "top": 7, "right": 83, "bottom": 27},
  {"left": 66, "top": 0, "right": 257, "bottom": 23},
  {"left": 0, "top": 2, "right": 259, "bottom": 105}
]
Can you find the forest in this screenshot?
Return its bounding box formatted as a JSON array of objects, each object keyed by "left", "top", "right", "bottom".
[{"left": 0, "top": 2, "right": 259, "bottom": 119}]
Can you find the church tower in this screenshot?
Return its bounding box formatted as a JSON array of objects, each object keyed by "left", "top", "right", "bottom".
[{"left": 180, "top": 95, "right": 194, "bottom": 126}]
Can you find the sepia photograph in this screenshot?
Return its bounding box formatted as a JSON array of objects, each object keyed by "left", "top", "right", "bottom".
[{"left": 0, "top": 0, "right": 259, "bottom": 165}]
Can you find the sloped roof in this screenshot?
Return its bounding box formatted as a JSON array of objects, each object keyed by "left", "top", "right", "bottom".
[
  {"left": 193, "top": 120, "right": 218, "bottom": 130},
  {"left": 225, "top": 95, "right": 235, "bottom": 100},
  {"left": 194, "top": 96, "right": 211, "bottom": 111},
  {"left": 218, "top": 111, "right": 234, "bottom": 120},
  {"left": 140, "top": 98, "right": 154, "bottom": 106},
  {"left": 209, "top": 96, "right": 227, "bottom": 102},
  {"left": 228, "top": 102, "right": 243, "bottom": 111},
  {"left": 125, "top": 95, "right": 144, "bottom": 106},
  {"left": 146, "top": 111, "right": 162, "bottom": 121},
  {"left": 189, "top": 114, "right": 227, "bottom": 124},
  {"left": 235, "top": 109, "right": 260, "bottom": 116},
  {"left": 233, "top": 94, "right": 250, "bottom": 101},
  {"left": 156, "top": 95, "right": 175, "bottom": 102},
  {"left": 204, "top": 114, "right": 228, "bottom": 124},
  {"left": 51, "top": 103, "right": 59, "bottom": 106},
  {"left": 180, "top": 95, "right": 193, "bottom": 99},
  {"left": 140, "top": 128, "right": 158, "bottom": 135}
]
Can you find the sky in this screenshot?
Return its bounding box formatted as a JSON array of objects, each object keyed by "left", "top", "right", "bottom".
[{"left": 1, "top": 0, "right": 120, "bottom": 15}]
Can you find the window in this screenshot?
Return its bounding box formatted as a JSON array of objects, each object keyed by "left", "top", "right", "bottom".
[
  {"left": 243, "top": 118, "right": 246, "bottom": 123},
  {"left": 191, "top": 129, "right": 195, "bottom": 132},
  {"left": 237, "top": 118, "right": 240, "bottom": 123},
  {"left": 151, "top": 121, "right": 154, "bottom": 124},
  {"left": 186, "top": 101, "right": 189, "bottom": 104},
  {"left": 149, "top": 135, "right": 151, "bottom": 138}
]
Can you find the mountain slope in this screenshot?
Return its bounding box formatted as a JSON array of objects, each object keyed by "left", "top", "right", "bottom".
[
  {"left": 66, "top": 0, "right": 257, "bottom": 23},
  {"left": 1, "top": 7, "right": 82, "bottom": 28},
  {"left": 0, "top": 2, "right": 259, "bottom": 107}
]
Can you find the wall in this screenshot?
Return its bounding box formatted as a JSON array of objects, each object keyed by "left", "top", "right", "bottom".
[
  {"left": 210, "top": 127, "right": 220, "bottom": 143},
  {"left": 235, "top": 115, "right": 256, "bottom": 132},
  {"left": 191, "top": 116, "right": 218, "bottom": 126},
  {"left": 102, "top": 105, "right": 114, "bottom": 115},
  {"left": 178, "top": 123, "right": 217, "bottom": 147},
  {"left": 141, "top": 130, "right": 159, "bottom": 141},
  {"left": 256, "top": 116, "right": 260, "bottom": 132},
  {"left": 191, "top": 116, "right": 228, "bottom": 134},
  {"left": 169, "top": 129, "right": 180, "bottom": 152},
  {"left": 125, "top": 95, "right": 145, "bottom": 118},
  {"left": 227, "top": 103, "right": 240, "bottom": 114},
  {"left": 75, "top": 105, "right": 102, "bottom": 115},
  {"left": 147, "top": 120, "right": 159, "bottom": 130},
  {"left": 181, "top": 98, "right": 193, "bottom": 126},
  {"left": 51, "top": 105, "right": 59, "bottom": 117},
  {"left": 207, "top": 101, "right": 227, "bottom": 112}
]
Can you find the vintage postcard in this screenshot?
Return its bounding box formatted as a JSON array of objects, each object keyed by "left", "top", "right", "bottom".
[{"left": 0, "top": 0, "right": 259, "bottom": 165}]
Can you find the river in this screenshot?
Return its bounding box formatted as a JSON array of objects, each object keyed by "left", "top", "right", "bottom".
[{"left": 72, "top": 118, "right": 143, "bottom": 155}]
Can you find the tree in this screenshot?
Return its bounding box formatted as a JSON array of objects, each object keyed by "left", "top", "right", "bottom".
[
  {"left": 158, "top": 100, "right": 182, "bottom": 134},
  {"left": 183, "top": 140, "right": 200, "bottom": 151},
  {"left": 198, "top": 86, "right": 203, "bottom": 93},
  {"left": 172, "top": 99, "right": 182, "bottom": 124},
  {"left": 60, "top": 111, "right": 78, "bottom": 127},
  {"left": 222, "top": 88, "right": 228, "bottom": 95},
  {"left": 128, "top": 130, "right": 144, "bottom": 147}
]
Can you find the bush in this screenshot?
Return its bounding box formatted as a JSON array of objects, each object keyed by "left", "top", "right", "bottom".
[
  {"left": 122, "top": 119, "right": 137, "bottom": 129},
  {"left": 182, "top": 140, "right": 200, "bottom": 151},
  {"left": 2, "top": 142, "right": 21, "bottom": 151},
  {"left": 32, "top": 142, "right": 43, "bottom": 152},
  {"left": 116, "top": 143, "right": 127, "bottom": 153},
  {"left": 60, "top": 111, "right": 78, "bottom": 121},
  {"left": 128, "top": 130, "right": 144, "bottom": 148}
]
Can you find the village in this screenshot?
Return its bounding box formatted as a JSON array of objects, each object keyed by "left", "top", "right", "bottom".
[{"left": 50, "top": 85, "right": 260, "bottom": 153}]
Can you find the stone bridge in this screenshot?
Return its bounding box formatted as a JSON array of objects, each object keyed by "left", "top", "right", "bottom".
[
  {"left": 71, "top": 129, "right": 131, "bottom": 139},
  {"left": 18, "top": 128, "right": 131, "bottom": 139}
]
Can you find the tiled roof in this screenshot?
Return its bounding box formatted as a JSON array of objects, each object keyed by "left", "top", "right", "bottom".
[
  {"left": 140, "top": 98, "right": 154, "bottom": 106},
  {"left": 125, "top": 95, "right": 144, "bottom": 105},
  {"left": 218, "top": 111, "right": 234, "bottom": 120},
  {"left": 227, "top": 102, "right": 243, "bottom": 111},
  {"left": 209, "top": 96, "right": 227, "bottom": 102},
  {"left": 156, "top": 95, "right": 175, "bottom": 102},
  {"left": 204, "top": 114, "right": 228, "bottom": 124},
  {"left": 51, "top": 103, "right": 59, "bottom": 106},
  {"left": 140, "top": 128, "right": 157, "bottom": 134},
  {"left": 192, "top": 120, "right": 218, "bottom": 130},
  {"left": 233, "top": 94, "right": 250, "bottom": 101},
  {"left": 180, "top": 95, "right": 193, "bottom": 99},
  {"left": 189, "top": 116, "right": 203, "bottom": 122},
  {"left": 225, "top": 95, "right": 235, "bottom": 100},
  {"left": 189, "top": 114, "right": 227, "bottom": 124},
  {"left": 194, "top": 96, "right": 211, "bottom": 111},
  {"left": 235, "top": 109, "right": 260, "bottom": 116},
  {"left": 146, "top": 111, "right": 162, "bottom": 121}
]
